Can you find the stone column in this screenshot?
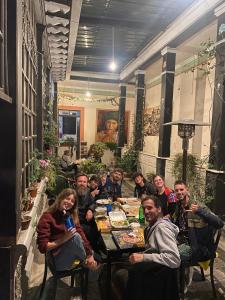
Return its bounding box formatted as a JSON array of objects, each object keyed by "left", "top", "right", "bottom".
[
  {"left": 157, "top": 47, "right": 176, "bottom": 176},
  {"left": 206, "top": 4, "right": 225, "bottom": 216},
  {"left": 117, "top": 84, "right": 127, "bottom": 156},
  {"left": 134, "top": 70, "right": 145, "bottom": 151}
]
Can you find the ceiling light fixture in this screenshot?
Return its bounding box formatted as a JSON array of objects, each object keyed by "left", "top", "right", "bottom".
[
  {"left": 86, "top": 78, "right": 91, "bottom": 98},
  {"left": 109, "top": 27, "right": 117, "bottom": 71}
]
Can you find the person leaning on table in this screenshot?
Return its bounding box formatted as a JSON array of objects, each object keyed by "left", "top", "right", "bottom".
[{"left": 114, "top": 195, "right": 180, "bottom": 300}]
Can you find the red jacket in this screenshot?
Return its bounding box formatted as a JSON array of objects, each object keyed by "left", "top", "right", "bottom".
[{"left": 37, "top": 210, "right": 92, "bottom": 256}]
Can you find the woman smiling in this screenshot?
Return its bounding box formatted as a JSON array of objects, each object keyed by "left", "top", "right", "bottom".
[{"left": 37, "top": 188, "right": 97, "bottom": 271}]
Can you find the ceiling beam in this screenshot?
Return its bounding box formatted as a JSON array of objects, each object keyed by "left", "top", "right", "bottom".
[
  {"left": 66, "top": 0, "right": 82, "bottom": 80},
  {"left": 72, "top": 64, "right": 116, "bottom": 73},
  {"left": 74, "top": 47, "right": 130, "bottom": 60},
  {"left": 79, "top": 15, "right": 150, "bottom": 29},
  {"left": 70, "top": 75, "right": 121, "bottom": 84},
  {"left": 120, "top": 0, "right": 222, "bottom": 81}
]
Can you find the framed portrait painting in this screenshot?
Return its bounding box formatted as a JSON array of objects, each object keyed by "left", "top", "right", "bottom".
[{"left": 96, "top": 110, "right": 129, "bottom": 143}]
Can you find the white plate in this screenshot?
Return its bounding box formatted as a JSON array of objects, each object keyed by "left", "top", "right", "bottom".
[{"left": 96, "top": 199, "right": 111, "bottom": 205}]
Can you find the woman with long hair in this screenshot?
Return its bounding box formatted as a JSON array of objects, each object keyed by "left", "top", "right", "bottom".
[
  {"left": 153, "top": 175, "right": 177, "bottom": 218},
  {"left": 37, "top": 188, "right": 97, "bottom": 271}
]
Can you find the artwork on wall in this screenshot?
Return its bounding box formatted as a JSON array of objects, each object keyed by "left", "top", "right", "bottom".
[
  {"left": 143, "top": 106, "right": 160, "bottom": 136},
  {"left": 96, "top": 110, "right": 129, "bottom": 143}
]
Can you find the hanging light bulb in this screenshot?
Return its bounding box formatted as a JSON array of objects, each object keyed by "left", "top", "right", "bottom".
[
  {"left": 109, "top": 61, "right": 117, "bottom": 71},
  {"left": 86, "top": 90, "right": 91, "bottom": 97},
  {"left": 85, "top": 78, "right": 91, "bottom": 98},
  {"left": 109, "top": 27, "right": 117, "bottom": 71}
]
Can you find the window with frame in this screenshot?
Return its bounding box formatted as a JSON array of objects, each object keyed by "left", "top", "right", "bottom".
[
  {"left": 21, "top": 0, "right": 38, "bottom": 192},
  {"left": 0, "top": 0, "right": 11, "bottom": 102}
]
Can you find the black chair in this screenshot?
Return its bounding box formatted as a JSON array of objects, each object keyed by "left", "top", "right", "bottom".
[
  {"left": 39, "top": 252, "right": 88, "bottom": 300},
  {"left": 179, "top": 228, "right": 222, "bottom": 300}
]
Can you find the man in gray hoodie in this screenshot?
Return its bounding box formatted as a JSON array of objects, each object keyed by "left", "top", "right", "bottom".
[
  {"left": 129, "top": 195, "right": 180, "bottom": 268},
  {"left": 126, "top": 195, "right": 181, "bottom": 300}
]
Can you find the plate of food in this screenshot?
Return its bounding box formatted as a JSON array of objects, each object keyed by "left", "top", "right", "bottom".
[
  {"left": 96, "top": 199, "right": 112, "bottom": 205},
  {"left": 96, "top": 216, "right": 111, "bottom": 233},
  {"left": 112, "top": 229, "right": 145, "bottom": 249},
  {"left": 109, "top": 211, "right": 129, "bottom": 229},
  {"left": 122, "top": 205, "right": 139, "bottom": 218}
]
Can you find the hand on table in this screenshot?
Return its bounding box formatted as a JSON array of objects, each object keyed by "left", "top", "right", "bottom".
[{"left": 129, "top": 253, "right": 144, "bottom": 264}]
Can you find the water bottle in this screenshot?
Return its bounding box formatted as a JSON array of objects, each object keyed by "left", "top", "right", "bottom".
[
  {"left": 138, "top": 206, "right": 145, "bottom": 224},
  {"left": 65, "top": 214, "right": 75, "bottom": 230}
]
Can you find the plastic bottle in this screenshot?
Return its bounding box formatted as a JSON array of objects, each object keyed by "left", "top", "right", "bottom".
[
  {"left": 138, "top": 206, "right": 145, "bottom": 224},
  {"left": 65, "top": 214, "right": 75, "bottom": 230}
]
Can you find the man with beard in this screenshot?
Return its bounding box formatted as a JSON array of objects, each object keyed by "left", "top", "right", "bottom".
[
  {"left": 75, "top": 173, "right": 101, "bottom": 253},
  {"left": 173, "top": 180, "right": 223, "bottom": 294},
  {"left": 105, "top": 168, "right": 123, "bottom": 201}
]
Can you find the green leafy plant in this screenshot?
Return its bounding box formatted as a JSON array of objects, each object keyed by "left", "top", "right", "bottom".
[
  {"left": 117, "top": 147, "right": 138, "bottom": 175},
  {"left": 104, "top": 142, "right": 118, "bottom": 151},
  {"left": 88, "top": 142, "right": 107, "bottom": 162},
  {"left": 172, "top": 153, "right": 213, "bottom": 204},
  {"left": 79, "top": 158, "right": 106, "bottom": 174},
  {"left": 29, "top": 149, "right": 41, "bottom": 184},
  {"left": 44, "top": 121, "right": 58, "bottom": 148}
]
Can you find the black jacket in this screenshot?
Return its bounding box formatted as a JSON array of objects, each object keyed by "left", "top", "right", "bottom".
[
  {"left": 134, "top": 181, "right": 156, "bottom": 198},
  {"left": 174, "top": 205, "right": 224, "bottom": 262}
]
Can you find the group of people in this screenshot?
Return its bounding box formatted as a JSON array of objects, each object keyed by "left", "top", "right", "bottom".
[
  {"left": 37, "top": 169, "right": 124, "bottom": 270},
  {"left": 36, "top": 168, "right": 223, "bottom": 300}
]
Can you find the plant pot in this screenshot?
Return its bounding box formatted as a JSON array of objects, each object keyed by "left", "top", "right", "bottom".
[
  {"left": 22, "top": 199, "right": 34, "bottom": 212},
  {"left": 21, "top": 216, "right": 32, "bottom": 230},
  {"left": 28, "top": 187, "right": 38, "bottom": 198}
]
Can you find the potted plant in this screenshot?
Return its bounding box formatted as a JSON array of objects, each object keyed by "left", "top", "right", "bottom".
[
  {"left": 21, "top": 215, "right": 32, "bottom": 230},
  {"left": 20, "top": 193, "right": 33, "bottom": 230},
  {"left": 88, "top": 142, "right": 107, "bottom": 162},
  {"left": 43, "top": 121, "right": 58, "bottom": 150},
  {"left": 79, "top": 158, "right": 106, "bottom": 174},
  {"left": 28, "top": 150, "right": 41, "bottom": 197},
  {"left": 117, "top": 147, "right": 138, "bottom": 177}
]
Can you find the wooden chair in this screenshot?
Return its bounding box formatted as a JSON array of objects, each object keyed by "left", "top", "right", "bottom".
[
  {"left": 179, "top": 229, "right": 222, "bottom": 300},
  {"left": 39, "top": 252, "right": 88, "bottom": 300}
]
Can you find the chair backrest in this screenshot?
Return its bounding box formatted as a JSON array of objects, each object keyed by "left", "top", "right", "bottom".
[
  {"left": 46, "top": 252, "right": 58, "bottom": 276},
  {"left": 213, "top": 228, "right": 222, "bottom": 252}
]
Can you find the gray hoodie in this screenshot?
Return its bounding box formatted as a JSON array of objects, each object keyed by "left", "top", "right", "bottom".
[{"left": 143, "top": 218, "right": 180, "bottom": 269}]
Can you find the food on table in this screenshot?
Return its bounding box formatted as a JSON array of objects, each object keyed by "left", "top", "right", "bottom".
[
  {"left": 109, "top": 211, "right": 129, "bottom": 228},
  {"left": 96, "top": 199, "right": 112, "bottom": 205},
  {"left": 112, "top": 229, "right": 145, "bottom": 249},
  {"left": 95, "top": 206, "right": 107, "bottom": 217},
  {"left": 96, "top": 216, "right": 111, "bottom": 232},
  {"left": 122, "top": 205, "right": 139, "bottom": 217}
]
